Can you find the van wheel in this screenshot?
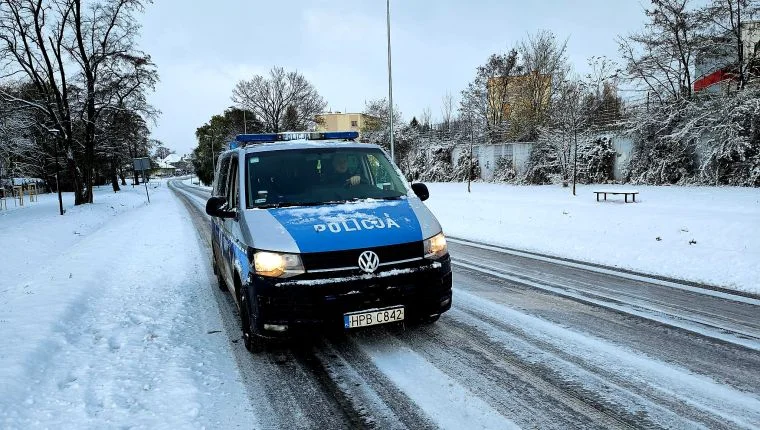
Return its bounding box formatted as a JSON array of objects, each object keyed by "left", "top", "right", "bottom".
[
  {"left": 240, "top": 290, "right": 264, "bottom": 353},
  {"left": 216, "top": 269, "right": 227, "bottom": 292},
  {"left": 421, "top": 314, "right": 440, "bottom": 324}
]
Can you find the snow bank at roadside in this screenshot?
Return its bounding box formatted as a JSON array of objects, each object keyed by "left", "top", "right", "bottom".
[
  {"left": 0, "top": 184, "right": 253, "bottom": 428},
  {"left": 182, "top": 177, "right": 211, "bottom": 190},
  {"left": 424, "top": 183, "right": 760, "bottom": 293}
]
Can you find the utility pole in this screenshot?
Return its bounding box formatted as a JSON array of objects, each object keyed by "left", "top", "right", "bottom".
[
  {"left": 468, "top": 115, "right": 474, "bottom": 193},
  {"left": 386, "top": 0, "right": 395, "bottom": 161},
  {"left": 572, "top": 126, "right": 578, "bottom": 196}
]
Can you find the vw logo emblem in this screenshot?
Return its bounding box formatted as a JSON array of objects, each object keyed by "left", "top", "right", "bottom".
[{"left": 358, "top": 250, "right": 380, "bottom": 273}]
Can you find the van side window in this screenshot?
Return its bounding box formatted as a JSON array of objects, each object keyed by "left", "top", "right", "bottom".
[
  {"left": 227, "top": 155, "right": 239, "bottom": 209},
  {"left": 214, "top": 154, "right": 231, "bottom": 196}
]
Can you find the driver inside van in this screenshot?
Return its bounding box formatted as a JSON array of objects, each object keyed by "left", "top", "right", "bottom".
[{"left": 325, "top": 153, "right": 362, "bottom": 186}]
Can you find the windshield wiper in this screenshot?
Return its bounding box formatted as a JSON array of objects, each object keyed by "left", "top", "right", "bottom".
[{"left": 255, "top": 201, "right": 327, "bottom": 209}]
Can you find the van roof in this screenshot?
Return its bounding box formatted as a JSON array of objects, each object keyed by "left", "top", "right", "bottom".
[{"left": 237, "top": 140, "right": 382, "bottom": 154}]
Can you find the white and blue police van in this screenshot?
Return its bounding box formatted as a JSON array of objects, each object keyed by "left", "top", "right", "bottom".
[{"left": 206, "top": 131, "right": 452, "bottom": 352}]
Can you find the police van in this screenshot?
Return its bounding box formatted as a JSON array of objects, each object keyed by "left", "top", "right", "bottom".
[{"left": 206, "top": 131, "right": 452, "bottom": 352}]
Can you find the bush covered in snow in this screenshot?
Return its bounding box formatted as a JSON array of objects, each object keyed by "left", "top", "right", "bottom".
[
  {"left": 625, "top": 86, "right": 760, "bottom": 186},
  {"left": 492, "top": 156, "right": 517, "bottom": 182},
  {"left": 522, "top": 140, "right": 562, "bottom": 184},
  {"left": 417, "top": 144, "right": 455, "bottom": 182},
  {"left": 452, "top": 147, "right": 481, "bottom": 182},
  {"left": 577, "top": 136, "right": 616, "bottom": 184}
]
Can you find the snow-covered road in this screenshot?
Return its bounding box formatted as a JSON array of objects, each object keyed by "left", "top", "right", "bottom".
[
  {"left": 170, "top": 180, "right": 760, "bottom": 429},
  {"left": 2, "top": 181, "right": 759, "bottom": 429}
]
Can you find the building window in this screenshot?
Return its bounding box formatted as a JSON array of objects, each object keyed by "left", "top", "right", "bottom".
[{"left": 351, "top": 120, "right": 358, "bottom": 127}]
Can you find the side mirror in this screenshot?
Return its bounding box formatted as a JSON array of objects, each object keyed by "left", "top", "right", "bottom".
[
  {"left": 411, "top": 183, "right": 429, "bottom": 201},
  {"left": 206, "top": 196, "right": 236, "bottom": 219}
]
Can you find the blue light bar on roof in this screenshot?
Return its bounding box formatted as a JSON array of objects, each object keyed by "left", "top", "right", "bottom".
[
  {"left": 236, "top": 133, "right": 279, "bottom": 143},
  {"left": 321, "top": 131, "right": 359, "bottom": 140},
  {"left": 234, "top": 131, "right": 359, "bottom": 146}
]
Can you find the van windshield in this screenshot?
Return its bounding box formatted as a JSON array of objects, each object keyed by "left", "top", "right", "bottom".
[{"left": 245, "top": 147, "right": 408, "bottom": 209}]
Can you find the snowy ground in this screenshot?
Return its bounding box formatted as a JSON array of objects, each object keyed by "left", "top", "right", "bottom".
[
  {"left": 0, "top": 183, "right": 253, "bottom": 428},
  {"left": 424, "top": 182, "right": 760, "bottom": 293},
  {"left": 2, "top": 180, "right": 758, "bottom": 428},
  {"left": 181, "top": 176, "right": 211, "bottom": 190}
]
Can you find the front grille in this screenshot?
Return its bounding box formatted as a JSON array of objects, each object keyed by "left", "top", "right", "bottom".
[{"left": 300, "top": 241, "right": 424, "bottom": 272}]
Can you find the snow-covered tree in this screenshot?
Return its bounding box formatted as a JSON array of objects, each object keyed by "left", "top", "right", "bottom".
[
  {"left": 452, "top": 146, "right": 481, "bottom": 183},
  {"left": 577, "top": 136, "right": 616, "bottom": 184},
  {"left": 492, "top": 156, "right": 517, "bottom": 182}
]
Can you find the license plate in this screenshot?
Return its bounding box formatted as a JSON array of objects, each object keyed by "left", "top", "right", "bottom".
[{"left": 344, "top": 306, "right": 405, "bottom": 329}]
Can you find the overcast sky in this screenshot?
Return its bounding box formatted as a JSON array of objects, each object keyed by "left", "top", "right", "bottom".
[{"left": 138, "top": 0, "right": 647, "bottom": 155}]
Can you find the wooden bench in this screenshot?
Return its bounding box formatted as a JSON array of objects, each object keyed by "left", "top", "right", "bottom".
[
  {"left": 12, "top": 185, "right": 24, "bottom": 207},
  {"left": 27, "top": 183, "right": 38, "bottom": 202},
  {"left": 594, "top": 189, "right": 639, "bottom": 203}
]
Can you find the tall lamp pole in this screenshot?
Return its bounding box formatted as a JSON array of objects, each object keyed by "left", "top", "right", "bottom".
[
  {"left": 386, "top": 0, "right": 395, "bottom": 161},
  {"left": 48, "top": 129, "right": 64, "bottom": 215}
]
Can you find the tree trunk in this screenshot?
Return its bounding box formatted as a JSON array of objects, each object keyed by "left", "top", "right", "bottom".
[
  {"left": 68, "top": 157, "right": 86, "bottom": 206},
  {"left": 111, "top": 159, "right": 120, "bottom": 192}
]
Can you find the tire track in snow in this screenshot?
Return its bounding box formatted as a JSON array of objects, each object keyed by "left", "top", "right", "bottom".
[
  {"left": 448, "top": 288, "right": 759, "bottom": 429},
  {"left": 375, "top": 323, "right": 638, "bottom": 430},
  {"left": 449, "top": 242, "right": 760, "bottom": 351}
]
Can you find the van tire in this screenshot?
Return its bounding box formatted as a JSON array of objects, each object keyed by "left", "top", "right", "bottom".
[
  {"left": 421, "top": 314, "right": 440, "bottom": 324},
  {"left": 216, "top": 271, "right": 227, "bottom": 292},
  {"left": 240, "top": 289, "right": 264, "bottom": 353}
]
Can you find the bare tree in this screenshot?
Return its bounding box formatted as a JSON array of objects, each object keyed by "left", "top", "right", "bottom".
[
  {"left": 459, "top": 50, "right": 521, "bottom": 142},
  {"left": 440, "top": 91, "right": 454, "bottom": 133},
  {"left": 619, "top": 0, "right": 699, "bottom": 104},
  {"left": 71, "top": 0, "right": 155, "bottom": 202},
  {"left": 698, "top": 0, "right": 760, "bottom": 90},
  {"left": 420, "top": 106, "right": 432, "bottom": 130},
  {"left": 231, "top": 67, "right": 326, "bottom": 133},
  {"left": 513, "top": 30, "right": 570, "bottom": 141},
  {"left": 0, "top": 0, "right": 84, "bottom": 203},
  {"left": 0, "top": 0, "right": 157, "bottom": 205}
]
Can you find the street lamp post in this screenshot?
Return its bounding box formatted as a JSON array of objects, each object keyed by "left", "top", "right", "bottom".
[
  {"left": 386, "top": 0, "right": 395, "bottom": 161},
  {"left": 48, "top": 129, "right": 64, "bottom": 215}
]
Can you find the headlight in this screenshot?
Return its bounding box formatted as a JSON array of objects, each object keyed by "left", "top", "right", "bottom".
[
  {"left": 253, "top": 251, "right": 305, "bottom": 278},
  {"left": 424, "top": 232, "right": 448, "bottom": 259}
]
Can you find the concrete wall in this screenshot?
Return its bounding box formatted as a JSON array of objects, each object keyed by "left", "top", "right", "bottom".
[
  {"left": 449, "top": 135, "right": 634, "bottom": 182},
  {"left": 610, "top": 135, "right": 634, "bottom": 181},
  {"left": 451, "top": 142, "right": 533, "bottom": 181}
]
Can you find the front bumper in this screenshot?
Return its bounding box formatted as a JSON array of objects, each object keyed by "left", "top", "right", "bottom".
[{"left": 246, "top": 256, "right": 452, "bottom": 336}]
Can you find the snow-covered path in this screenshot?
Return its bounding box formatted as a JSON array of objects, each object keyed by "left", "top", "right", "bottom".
[{"left": 0, "top": 184, "right": 253, "bottom": 428}]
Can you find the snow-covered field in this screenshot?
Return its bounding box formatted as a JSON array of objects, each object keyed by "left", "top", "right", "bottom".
[
  {"left": 425, "top": 182, "right": 760, "bottom": 293},
  {"left": 0, "top": 183, "right": 253, "bottom": 428}
]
